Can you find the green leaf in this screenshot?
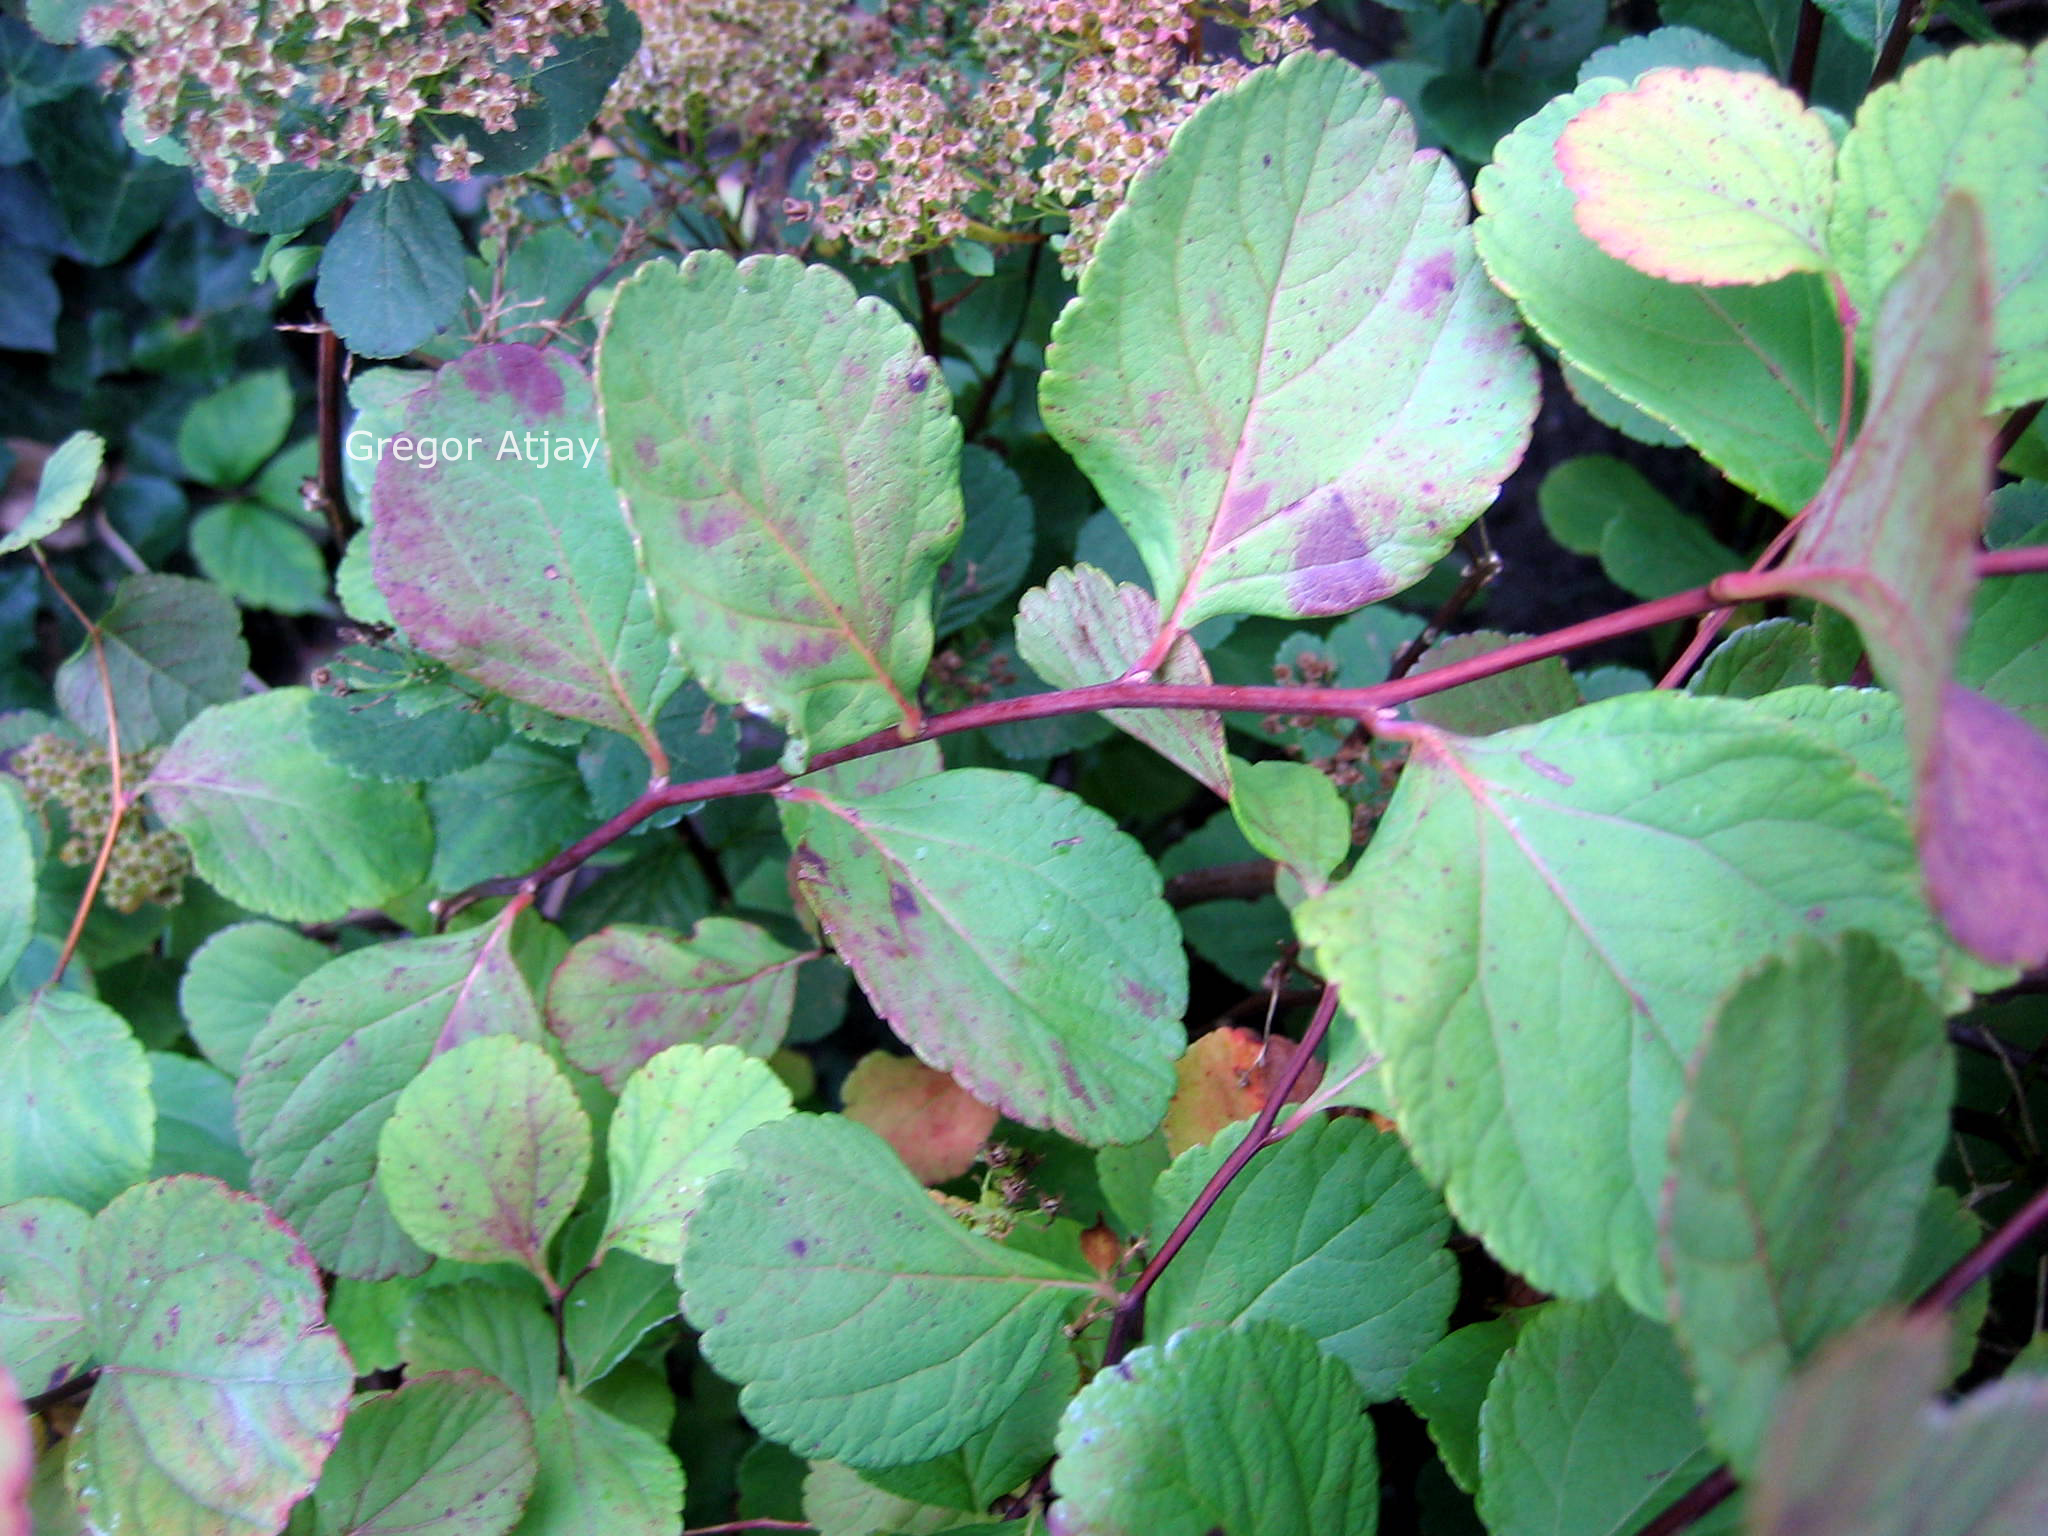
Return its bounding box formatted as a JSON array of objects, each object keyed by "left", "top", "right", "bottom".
[
  {"left": 462, "top": 0, "right": 641, "bottom": 176},
  {"left": 1477, "top": 1295, "right": 1732, "bottom": 1536},
  {"left": 782, "top": 769, "right": 1186, "bottom": 1145},
  {"left": 936, "top": 446, "right": 1035, "bottom": 635},
  {"left": 190, "top": 503, "right": 330, "bottom": 616},
  {"left": 240, "top": 163, "right": 355, "bottom": 236},
  {"left": 1537, "top": 453, "right": 1677, "bottom": 555},
  {"left": 1147, "top": 1117, "right": 1457, "bottom": 1397},
  {"left": 1958, "top": 521, "right": 2048, "bottom": 734},
  {"left": 1407, "top": 632, "right": 1583, "bottom": 734},
  {"left": 803, "top": 1462, "right": 1000, "bottom": 1536},
  {"left": 1577, "top": 24, "right": 1767, "bottom": 82},
  {"left": 401, "top": 1281, "right": 557, "bottom": 1409},
  {"left": 308, "top": 655, "right": 510, "bottom": 784},
  {"left": 0, "top": 780, "right": 31, "bottom": 986},
  {"left": 0, "top": 430, "right": 102, "bottom": 555},
  {"left": 682, "top": 1115, "right": 1097, "bottom": 1467},
  {"left": 0, "top": 1196, "right": 88, "bottom": 1395},
  {"left": 147, "top": 689, "right": 434, "bottom": 922},
  {"left": 545, "top": 921, "right": 807, "bottom": 1091},
  {"left": 1664, "top": 934, "right": 1950, "bottom": 1474},
  {"left": 1227, "top": 757, "right": 1350, "bottom": 898},
  {"left": 1557, "top": 67, "right": 1836, "bottom": 284},
  {"left": 862, "top": 1348, "right": 1077, "bottom": 1513},
  {"left": 18, "top": 93, "right": 180, "bottom": 265},
  {"left": 1690, "top": 617, "right": 1820, "bottom": 696},
  {"left": 1475, "top": 81, "right": 1844, "bottom": 511},
  {"left": 1050, "top": 1321, "right": 1379, "bottom": 1536},
  {"left": 602, "top": 1043, "right": 793, "bottom": 1268},
  {"left": 237, "top": 917, "right": 546, "bottom": 1278},
  {"left": 179, "top": 920, "right": 335, "bottom": 1076},
  {"left": 0, "top": 991, "right": 151, "bottom": 1210},
  {"left": 600, "top": 253, "right": 961, "bottom": 762},
  {"left": 148, "top": 1052, "right": 250, "bottom": 1189},
  {"left": 1296, "top": 691, "right": 1945, "bottom": 1311},
  {"left": 1398, "top": 1317, "right": 1520, "bottom": 1495},
  {"left": 371, "top": 345, "right": 677, "bottom": 758},
  {"left": 426, "top": 740, "right": 596, "bottom": 892},
  {"left": 377, "top": 1037, "right": 591, "bottom": 1278},
  {"left": 1749, "top": 1312, "right": 2048, "bottom": 1536},
  {"left": 562, "top": 1247, "right": 675, "bottom": 1390},
  {"left": 54, "top": 574, "right": 247, "bottom": 752},
  {"left": 308, "top": 1372, "right": 538, "bottom": 1536},
  {"left": 70, "top": 1178, "right": 353, "bottom": 1536},
  {"left": 512, "top": 1383, "right": 684, "bottom": 1536},
  {"left": 1042, "top": 52, "right": 1535, "bottom": 635},
  {"left": 575, "top": 682, "right": 737, "bottom": 822},
  {"left": 177, "top": 371, "right": 293, "bottom": 489},
  {"left": 317, "top": 181, "right": 468, "bottom": 359},
  {"left": 1829, "top": 43, "right": 2048, "bottom": 411},
  {"left": 1015, "top": 566, "right": 1229, "bottom": 795}
]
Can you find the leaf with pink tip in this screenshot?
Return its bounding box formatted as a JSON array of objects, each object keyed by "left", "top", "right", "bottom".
[
  {"left": 1765, "top": 197, "right": 2047, "bottom": 964},
  {"left": 1041, "top": 51, "right": 1536, "bottom": 643},
  {"left": 371, "top": 344, "right": 676, "bottom": 764},
  {"left": 544, "top": 919, "right": 808, "bottom": 1091},
  {"left": 0, "top": 1364, "right": 24, "bottom": 1536},
  {"left": 1013, "top": 565, "right": 1229, "bottom": 796},
  {"left": 377, "top": 1037, "right": 592, "bottom": 1278},
  {"left": 68, "top": 1177, "right": 353, "bottom": 1536},
  {"left": 1557, "top": 67, "right": 1837, "bottom": 286}
]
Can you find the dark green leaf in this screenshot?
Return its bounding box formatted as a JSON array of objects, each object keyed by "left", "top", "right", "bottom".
[{"left": 317, "top": 181, "right": 468, "bottom": 359}]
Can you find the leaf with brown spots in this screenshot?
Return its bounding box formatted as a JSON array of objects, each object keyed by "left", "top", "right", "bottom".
[
  {"left": 1162, "top": 1026, "right": 1323, "bottom": 1158},
  {"left": 841, "top": 1052, "right": 1001, "bottom": 1185}
]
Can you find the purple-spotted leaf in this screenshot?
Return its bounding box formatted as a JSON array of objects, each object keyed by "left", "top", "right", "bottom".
[
  {"left": 1014, "top": 566, "right": 1229, "bottom": 796},
  {"left": 237, "top": 915, "right": 546, "bottom": 1279},
  {"left": 371, "top": 345, "right": 676, "bottom": 764},
  {"left": 781, "top": 769, "right": 1186, "bottom": 1145},
  {"left": 599, "top": 253, "right": 961, "bottom": 763},
  {"left": 601, "top": 1042, "right": 792, "bottom": 1268},
  {"left": 681, "top": 1115, "right": 1099, "bottom": 1466},
  {"left": 146, "top": 688, "right": 433, "bottom": 923},
  {"left": 1766, "top": 198, "right": 2044, "bottom": 964},
  {"left": 1041, "top": 51, "right": 1535, "bottom": 642},
  {"left": 377, "top": 1036, "right": 591, "bottom": 1277},
  {"left": 306, "top": 1373, "right": 537, "bottom": 1536},
  {"left": 1557, "top": 67, "right": 1836, "bottom": 285},
  {"left": 545, "top": 920, "right": 808, "bottom": 1091},
  {"left": 0, "top": 1198, "right": 88, "bottom": 1397},
  {"left": 68, "top": 1178, "right": 353, "bottom": 1536}
]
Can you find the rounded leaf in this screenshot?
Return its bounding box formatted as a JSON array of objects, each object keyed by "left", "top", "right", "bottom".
[
  {"left": 308, "top": 1372, "right": 537, "bottom": 1536},
  {"left": 0, "top": 991, "right": 151, "bottom": 1211}
]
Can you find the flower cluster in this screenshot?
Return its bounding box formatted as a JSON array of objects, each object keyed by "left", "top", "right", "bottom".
[
  {"left": 80, "top": 0, "right": 610, "bottom": 215},
  {"left": 798, "top": 0, "right": 1312, "bottom": 269},
  {"left": 10, "top": 735, "right": 190, "bottom": 913}
]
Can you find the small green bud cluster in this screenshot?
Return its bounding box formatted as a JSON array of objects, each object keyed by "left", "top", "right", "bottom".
[{"left": 10, "top": 735, "right": 190, "bottom": 913}]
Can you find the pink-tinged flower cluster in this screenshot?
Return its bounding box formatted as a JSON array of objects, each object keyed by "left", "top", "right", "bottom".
[
  {"left": 80, "top": 0, "right": 609, "bottom": 215},
  {"left": 798, "top": 0, "right": 1311, "bottom": 270},
  {"left": 607, "top": 0, "right": 884, "bottom": 143}
]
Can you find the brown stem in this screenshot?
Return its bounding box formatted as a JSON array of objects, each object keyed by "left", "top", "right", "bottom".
[
  {"left": 962, "top": 240, "right": 1045, "bottom": 444},
  {"left": 1995, "top": 400, "right": 2043, "bottom": 463},
  {"left": 1870, "top": 0, "right": 1923, "bottom": 88},
  {"left": 24, "top": 1368, "right": 98, "bottom": 1417},
  {"left": 1788, "top": 0, "right": 1825, "bottom": 97},
  {"left": 910, "top": 251, "right": 944, "bottom": 361},
  {"left": 1101, "top": 982, "right": 1343, "bottom": 1366},
  {"left": 1387, "top": 523, "right": 1503, "bottom": 682},
  {"left": 314, "top": 201, "right": 354, "bottom": 548},
  {"left": 1163, "top": 859, "right": 1277, "bottom": 908}
]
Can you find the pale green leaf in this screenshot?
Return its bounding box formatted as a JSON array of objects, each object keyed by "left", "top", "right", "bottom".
[
  {"left": 1147, "top": 1117, "right": 1457, "bottom": 1397},
  {"left": 190, "top": 503, "right": 329, "bottom": 616},
  {"left": 179, "top": 921, "right": 333, "bottom": 1077},
  {"left": 69, "top": 1178, "right": 353, "bottom": 1536},
  {"left": 545, "top": 921, "right": 807, "bottom": 1091},
  {"left": 308, "top": 1373, "right": 538, "bottom": 1536},
  {"left": 682, "top": 1115, "right": 1098, "bottom": 1467},
  {"left": 1050, "top": 1321, "right": 1379, "bottom": 1536},
  {"left": 1665, "top": 933, "right": 1951, "bottom": 1473},
  {"left": 0, "top": 991, "right": 151, "bottom": 1210},
  {"left": 1399, "top": 1317, "right": 1519, "bottom": 1494},
  {"left": 1476, "top": 82, "right": 1845, "bottom": 511},
  {"left": 54, "top": 574, "right": 247, "bottom": 752},
  {"left": 1557, "top": 67, "right": 1836, "bottom": 284},
  {"left": 370, "top": 345, "right": 676, "bottom": 757},
  {"left": 1014, "top": 566, "right": 1229, "bottom": 796},
  {"left": 782, "top": 769, "right": 1185, "bottom": 1145},
  {"left": 1226, "top": 757, "right": 1350, "bottom": 898},
  {"left": 510, "top": 1384, "right": 684, "bottom": 1536},
  {"left": 1829, "top": 43, "right": 2048, "bottom": 411},
  {"left": 178, "top": 371, "right": 293, "bottom": 489},
  {"left": 147, "top": 688, "right": 433, "bottom": 923},
  {"left": 0, "top": 1197, "right": 88, "bottom": 1397},
  {"left": 378, "top": 1037, "right": 591, "bottom": 1275},
  {"left": 1295, "top": 691, "right": 1944, "bottom": 1311},
  {"left": 0, "top": 780, "right": 32, "bottom": 987},
  {"left": 802, "top": 1461, "right": 998, "bottom": 1536},
  {"left": 1477, "top": 1295, "right": 1734, "bottom": 1536},
  {"left": 238, "top": 918, "right": 546, "bottom": 1278},
  {"left": 1042, "top": 52, "right": 1535, "bottom": 634},
  {"left": 603, "top": 1042, "right": 792, "bottom": 1267},
  {"left": 600, "top": 253, "right": 961, "bottom": 761},
  {"left": 0, "top": 431, "right": 102, "bottom": 555}
]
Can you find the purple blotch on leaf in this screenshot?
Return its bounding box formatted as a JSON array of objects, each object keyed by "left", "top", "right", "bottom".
[{"left": 458, "top": 343, "right": 567, "bottom": 419}]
